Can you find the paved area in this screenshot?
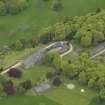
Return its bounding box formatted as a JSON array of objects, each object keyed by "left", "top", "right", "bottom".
[
  {"left": 23, "top": 41, "right": 72, "bottom": 68},
  {"left": 0, "top": 41, "right": 73, "bottom": 75}
]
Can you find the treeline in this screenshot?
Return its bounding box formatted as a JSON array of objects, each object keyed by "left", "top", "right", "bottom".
[
  {"left": 0, "top": 0, "right": 29, "bottom": 15},
  {"left": 40, "top": 9, "right": 105, "bottom": 47},
  {"left": 43, "top": 52, "right": 105, "bottom": 103}
]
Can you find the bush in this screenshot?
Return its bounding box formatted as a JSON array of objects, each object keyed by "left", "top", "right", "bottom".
[
  {"left": 43, "top": 0, "right": 50, "bottom": 2},
  {"left": 3, "top": 80, "right": 15, "bottom": 96},
  {"left": 0, "top": 76, "right": 7, "bottom": 84},
  {"left": 15, "top": 40, "right": 23, "bottom": 50},
  {"left": 20, "top": 80, "right": 32, "bottom": 90},
  {"left": 0, "top": 0, "right": 29, "bottom": 15},
  {"left": 51, "top": 0, "right": 63, "bottom": 12},
  {"left": 16, "top": 86, "right": 26, "bottom": 95},
  {"left": 8, "top": 68, "right": 22, "bottom": 78},
  {"left": 0, "top": 1, "right": 6, "bottom": 15},
  {"left": 46, "top": 71, "right": 56, "bottom": 79},
  {"left": 43, "top": 52, "right": 60, "bottom": 68},
  {"left": 52, "top": 77, "right": 62, "bottom": 86}
]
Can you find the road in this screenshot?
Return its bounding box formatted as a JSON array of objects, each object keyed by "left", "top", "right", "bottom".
[
  {"left": 90, "top": 49, "right": 105, "bottom": 59},
  {"left": 0, "top": 61, "right": 22, "bottom": 75},
  {"left": 60, "top": 43, "right": 73, "bottom": 59},
  {"left": 0, "top": 42, "right": 73, "bottom": 75},
  {"left": 90, "top": 42, "right": 105, "bottom": 59},
  {"left": 1, "top": 41, "right": 105, "bottom": 75}
]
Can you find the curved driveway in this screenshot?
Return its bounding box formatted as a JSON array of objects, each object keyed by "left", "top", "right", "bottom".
[{"left": 0, "top": 42, "right": 73, "bottom": 75}]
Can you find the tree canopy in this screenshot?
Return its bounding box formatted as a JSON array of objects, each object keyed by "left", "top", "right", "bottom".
[
  {"left": 40, "top": 10, "right": 105, "bottom": 47},
  {"left": 0, "top": 0, "right": 29, "bottom": 15}
]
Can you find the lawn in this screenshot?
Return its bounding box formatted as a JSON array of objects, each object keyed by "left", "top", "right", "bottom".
[
  {"left": 5, "top": 65, "right": 54, "bottom": 85},
  {"left": 3, "top": 65, "right": 105, "bottom": 105},
  {"left": 0, "top": 95, "right": 61, "bottom": 105},
  {"left": 44, "top": 79, "right": 98, "bottom": 105},
  {"left": 2, "top": 45, "right": 43, "bottom": 69},
  {"left": 0, "top": 0, "right": 105, "bottom": 46}
]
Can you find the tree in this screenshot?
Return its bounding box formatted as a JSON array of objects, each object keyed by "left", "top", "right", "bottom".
[
  {"left": 43, "top": 52, "right": 60, "bottom": 67},
  {"left": 46, "top": 71, "right": 55, "bottom": 79},
  {"left": 80, "top": 31, "right": 92, "bottom": 47},
  {"left": 51, "top": 0, "right": 63, "bottom": 12},
  {"left": 3, "top": 80, "right": 15, "bottom": 96},
  {"left": 20, "top": 80, "right": 32, "bottom": 90},
  {"left": 88, "top": 78, "right": 96, "bottom": 88},
  {"left": 79, "top": 71, "right": 88, "bottom": 85},
  {"left": 99, "top": 89, "right": 105, "bottom": 101},
  {"left": 16, "top": 86, "right": 26, "bottom": 95},
  {"left": 40, "top": 26, "right": 54, "bottom": 44},
  {"left": 0, "top": 0, "right": 29, "bottom": 15},
  {"left": 0, "top": 76, "right": 6, "bottom": 85},
  {"left": 96, "top": 8, "right": 101, "bottom": 13},
  {"left": 0, "top": 52, "right": 4, "bottom": 71},
  {"left": 52, "top": 77, "right": 62, "bottom": 86},
  {"left": 8, "top": 68, "right": 22, "bottom": 78},
  {"left": 0, "top": 1, "right": 6, "bottom": 15},
  {"left": 54, "top": 23, "right": 66, "bottom": 41},
  {"left": 92, "top": 30, "right": 105, "bottom": 43},
  {"left": 15, "top": 40, "right": 23, "bottom": 50},
  {"left": 96, "top": 78, "right": 105, "bottom": 90},
  {"left": 5, "top": 0, "right": 28, "bottom": 15}
]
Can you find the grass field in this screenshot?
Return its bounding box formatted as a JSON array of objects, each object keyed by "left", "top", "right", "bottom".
[
  {"left": 5, "top": 65, "right": 53, "bottom": 85},
  {"left": 2, "top": 65, "right": 105, "bottom": 105},
  {"left": 0, "top": 95, "right": 61, "bottom": 105},
  {"left": 0, "top": 0, "right": 105, "bottom": 46},
  {"left": 44, "top": 79, "right": 97, "bottom": 105},
  {"left": 2, "top": 44, "right": 43, "bottom": 69},
  {"left": 2, "top": 74, "right": 105, "bottom": 105}
]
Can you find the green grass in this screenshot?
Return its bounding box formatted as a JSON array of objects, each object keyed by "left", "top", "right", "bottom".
[
  {"left": 44, "top": 79, "right": 98, "bottom": 105},
  {"left": 3, "top": 65, "right": 105, "bottom": 105},
  {"left": 5, "top": 65, "right": 53, "bottom": 85},
  {"left": 0, "top": 0, "right": 105, "bottom": 46},
  {"left": 0, "top": 95, "right": 61, "bottom": 105},
  {"left": 2, "top": 45, "right": 43, "bottom": 69}
]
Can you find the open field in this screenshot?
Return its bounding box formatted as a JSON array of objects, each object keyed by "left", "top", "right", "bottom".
[
  {"left": 0, "top": 0, "right": 105, "bottom": 46},
  {"left": 44, "top": 79, "right": 97, "bottom": 105},
  {"left": 2, "top": 71, "right": 104, "bottom": 105},
  {"left": 0, "top": 95, "right": 61, "bottom": 105}
]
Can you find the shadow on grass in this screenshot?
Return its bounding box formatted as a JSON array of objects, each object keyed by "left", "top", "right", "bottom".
[{"left": 88, "top": 99, "right": 105, "bottom": 105}]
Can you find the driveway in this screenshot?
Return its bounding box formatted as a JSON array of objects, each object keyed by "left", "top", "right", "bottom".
[{"left": 0, "top": 41, "right": 73, "bottom": 75}]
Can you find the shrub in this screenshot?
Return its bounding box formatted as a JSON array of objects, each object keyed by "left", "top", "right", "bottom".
[
  {"left": 16, "top": 86, "right": 26, "bottom": 95},
  {"left": 0, "top": 76, "right": 7, "bottom": 84},
  {"left": 43, "top": 0, "right": 50, "bottom": 2},
  {"left": 8, "top": 68, "right": 22, "bottom": 78},
  {"left": 51, "top": 0, "right": 63, "bottom": 12},
  {"left": 0, "top": 1, "right": 6, "bottom": 15},
  {"left": 3, "top": 80, "right": 15, "bottom": 96},
  {"left": 43, "top": 52, "right": 60, "bottom": 68},
  {"left": 20, "top": 80, "right": 32, "bottom": 90},
  {"left": 52, "top": 77, "right": 62, "bottom": 86},
  {"left": 15, "top": 40, "right": 23, "bottom": 50},
  {"left": 46, "top": 71, "right": 56, "bottom": 79},
  {"left": 98, "top": 89, "right": 105, "bottom": 102},
  {"left": 1, "top": 0, "right": 28, "bottom": 15}
]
